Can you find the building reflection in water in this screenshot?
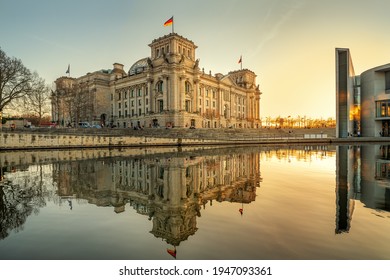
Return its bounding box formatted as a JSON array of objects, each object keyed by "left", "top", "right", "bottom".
[
  {"left": 336, "top": 145, "right": 390, "bottom": 234},
  {"left": 52, "top": 148, "right": 262, "bottom": 247},
  {"left": 2, "top": 144, "right": 390, "bottom": 249}
]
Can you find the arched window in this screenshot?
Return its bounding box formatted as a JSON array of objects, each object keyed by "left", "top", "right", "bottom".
[
  {"left": 156, "top": 81, "right": 163, "bottom": 93},
  {"left": 185, "top": 81, "right": 191, "bottom": 94}
]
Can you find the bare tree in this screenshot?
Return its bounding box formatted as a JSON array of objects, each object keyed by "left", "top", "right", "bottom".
[
  {"left": 73, "top": 83, "right": 94, "bottom": 125},
  {"left": 52, "top": 78, "right": 94, "bottom": 127},
  {"left": 0, "top": 48, "right": 32, "bottom": 128},
  {"left": 13, "top": 72, "right": 51, "bottom": 125}
]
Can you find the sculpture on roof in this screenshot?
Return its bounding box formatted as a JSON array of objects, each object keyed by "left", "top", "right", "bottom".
[
  {"left": 147, "top": 57, "right": 153, "bottom": 68},
  {"left": 163, "top": 53, "right": 170, "bottom": 64},
  {"left": 193, "top": 59, "right": 200, "bottom": 69},
  {"left": 179, "top": 54, "right": 184, "bottom": 64}
]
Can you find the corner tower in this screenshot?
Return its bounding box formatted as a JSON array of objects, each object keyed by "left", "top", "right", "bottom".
[{"left": 148, "top": 33, "right": 198, "bottom": 64}]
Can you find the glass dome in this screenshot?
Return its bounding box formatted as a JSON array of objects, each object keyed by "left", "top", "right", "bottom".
[{"left": 128, "top": 57, "right": 149, "bottom": 76}]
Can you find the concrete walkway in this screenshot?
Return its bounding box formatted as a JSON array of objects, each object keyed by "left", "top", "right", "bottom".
[{"left": 2, "top": 127, "right": 390, "bottom": 150}]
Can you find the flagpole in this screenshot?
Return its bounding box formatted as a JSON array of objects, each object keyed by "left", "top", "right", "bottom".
[
  {"left": 241, "top": 56, "right": 242, "bottom": 70},
  {"left": 172, "top": 16, "right": 174, "bottom": 33}
]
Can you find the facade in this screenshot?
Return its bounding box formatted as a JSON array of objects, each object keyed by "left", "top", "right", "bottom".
[
  {"left": 52, "top": 33, "right": 262, "bottom": 128},
  {"left": 52, "top": 68, "right": 115, "bottom": 127},
  {"left": 336, "top": 48, "right": 390, "bottom": 137}
]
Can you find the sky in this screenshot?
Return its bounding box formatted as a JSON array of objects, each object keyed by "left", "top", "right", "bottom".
[{"left": 1, "top": 0, "right": 390, "bottom": 119}]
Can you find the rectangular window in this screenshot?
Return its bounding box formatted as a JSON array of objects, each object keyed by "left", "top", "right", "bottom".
[
  {"left": 138, "top": 89, "right": 141, "bottom": 97},
  {"left": 386, "top": 71, "right": 390, "bottom": 91},
  {"left": 387, "top": 102, "right": 390, "bottom": 117},
  {"left": 118, "top": 102, "right": 121, "bottom": 109},
  {"left": 159, "top": 100, "right": 163, "bottom": 112},
  {"left": 138, "top": 99, "right": 141, "bottom": 106},
  {"left": 139, "top": 108, "right": 142, "bottom": 116},
  {"left": 381, "top": 102, "right": 386, "bottom": 117}
]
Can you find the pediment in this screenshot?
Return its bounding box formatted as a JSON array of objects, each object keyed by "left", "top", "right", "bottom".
[{"left": 220, "top": 75, "right": 237, "bottom": 87}]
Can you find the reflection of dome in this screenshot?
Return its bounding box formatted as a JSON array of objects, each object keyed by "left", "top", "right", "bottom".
[{"left": 128, "top": 57, "right": 149, "bottom": 76}]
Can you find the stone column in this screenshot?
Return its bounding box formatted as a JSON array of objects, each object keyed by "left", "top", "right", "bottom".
[
  {"left": 170, "top": 72, "right": 178, "bottom": 112},
  {"left": 162, "top": 75, "right": 168, "bottom": 111},
  {"left": 193, "top": 81, "right": 198, "bottom": 113}
]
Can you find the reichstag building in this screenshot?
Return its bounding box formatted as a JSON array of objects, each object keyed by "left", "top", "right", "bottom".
[{"left": 52, "top": 33, "right": 262, "bottom": 129}]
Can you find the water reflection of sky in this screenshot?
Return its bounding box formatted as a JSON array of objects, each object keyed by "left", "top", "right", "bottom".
[{"left": 0, "top": 145, "right": 389, "bottom": 260}]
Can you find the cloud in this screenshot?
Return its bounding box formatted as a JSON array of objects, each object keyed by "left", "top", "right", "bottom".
[
  {"left": 250, "top": 0, "right": 306, "bottom": 58},
  {"left": 28, "top": 34, "right": 81, "bottom": 54}
]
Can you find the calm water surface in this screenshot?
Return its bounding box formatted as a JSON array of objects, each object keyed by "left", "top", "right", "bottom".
[{"left": 0, "top": 144, "right": 389, "bottom": 260}]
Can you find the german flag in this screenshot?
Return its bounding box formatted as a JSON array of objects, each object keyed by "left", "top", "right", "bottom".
[
  {"left": 167, "top": 247, "right": 177, "bottom": 259},
  {"left": 164, "top": 16, "right": 173, "bottom": 26}
]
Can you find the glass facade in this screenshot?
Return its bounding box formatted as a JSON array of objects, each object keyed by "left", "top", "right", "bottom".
[{"left": 376, "top": 100, "right": 390, "bottom": 118}]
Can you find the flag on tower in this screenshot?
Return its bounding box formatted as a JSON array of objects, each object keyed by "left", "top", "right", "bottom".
[
  {"left": 164, "top": 16, "right": 173, "bottom": 26},
  {"left": 167, "top": 247, "right": 177, "bottom": 259},
  {"left": 66, "top": 64, "right": 70, "bottom": 74},
  {"left": 238, "top": 56, "right": 242, "bottom": 64}
]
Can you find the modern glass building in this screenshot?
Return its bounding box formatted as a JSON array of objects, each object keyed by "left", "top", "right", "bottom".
[{"left": 336, "top": 48, "right": 390, "bottom": 137}]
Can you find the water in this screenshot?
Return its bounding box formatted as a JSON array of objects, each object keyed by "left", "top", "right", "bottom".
[{"left": 0, "top": 144, "right": 389, "bottom": 260}]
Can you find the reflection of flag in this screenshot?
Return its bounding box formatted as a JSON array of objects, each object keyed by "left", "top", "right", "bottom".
[
  {"left": 66, "top": 64, "right": 70, "bottom": 74},
  {"left": 164, "top": 16, "right": 173, "bottom": 26},
  {"left": 239, "top": 208, "right": 243, "bottom": 215},
  {"left": 167, "top": 248, "right": 177, "bottom": 259}
]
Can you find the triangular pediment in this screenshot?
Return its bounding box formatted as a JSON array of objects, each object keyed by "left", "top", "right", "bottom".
[{"left": 220, "top": 75, "right": 236, "bottom": 87}]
